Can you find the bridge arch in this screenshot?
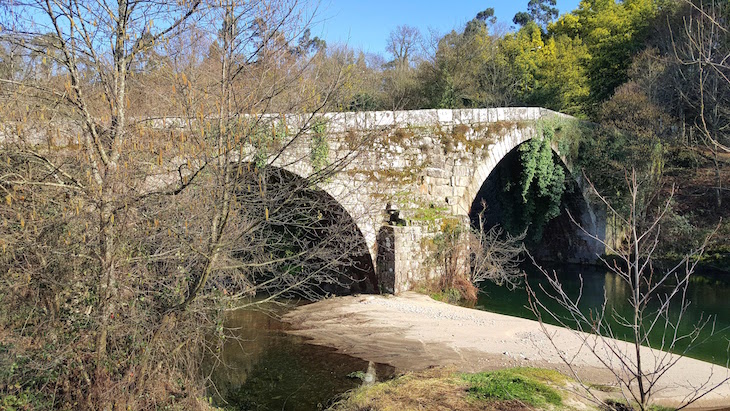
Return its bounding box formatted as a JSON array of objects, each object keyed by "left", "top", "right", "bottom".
[
  {"left": 233, "top": 162, "right": 379, "bottom": 294},
  {"left": 456, "top": 126, "right": 604, "bottom": 262}
]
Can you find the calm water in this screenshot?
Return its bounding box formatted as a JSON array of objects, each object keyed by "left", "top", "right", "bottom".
[
  {"left": 210, "top": 265, "right": 730, "bottom": 410},
  {"left": 477, "top": 264, "right": 730, "bottom": 365},
  {"left": 208, "top": 304, "right": 394, "bottom": 411}
]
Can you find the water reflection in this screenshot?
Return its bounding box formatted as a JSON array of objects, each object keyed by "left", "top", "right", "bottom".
[
  {"left": 477, "top": 264, "right": 730, "bottom": 365},
  {"left": 208, "top": 304, "right": 395, "bottom": 411}
]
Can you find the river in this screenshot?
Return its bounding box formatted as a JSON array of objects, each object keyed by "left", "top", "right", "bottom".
[
  {"left": 211, "top": 264, "right": 730, "bottom": 410},
  {"left": 208, "top": 304, "right": 394, "bottom": 411},
  {"left": 477, "top": 264, "right": 730, "bottom": 366}
]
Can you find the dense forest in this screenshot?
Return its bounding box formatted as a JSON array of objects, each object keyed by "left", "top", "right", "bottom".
[{"left": 0, "top": 0, "right": 728, "bottom": 409}]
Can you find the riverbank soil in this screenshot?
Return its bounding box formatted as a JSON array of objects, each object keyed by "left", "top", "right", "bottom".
[{"left": 283, "top": 292, "right": 730, "bottom": 409}]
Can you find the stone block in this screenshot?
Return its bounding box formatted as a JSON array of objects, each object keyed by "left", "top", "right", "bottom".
[
  {"left": 485, "top": 108, "right": 496, "bottom": 123},
  {"left": 425, "top": 167, "right": 447, "bottom": 178},
  {"left": 433, "top": 185, "right": 452, "bottom": 199},
  {"left": 437, "top": 109, "right": 453, "bottom": 124},
  {"left": 454, "top": 176, "right": 470, "bottom": 187},
  {"left": 453, "top": 185, "right": 467, "bottom": 197},
  {"left": 506, "top": 107, "right": 529, "bottom": 121},
  {"left": 433, "top": 176, "right": 450, "bottom": 187},
  {"left": 429, "top": 156, "right": 447, "bottom": 169},
  {"left": 293, "top": 114, "right": 309, "bottom": 132},
  {"left": 453, "top": 166, "right": 471, "bottom": 177},
  {"left": 458, "top": 109, "right": 475, "bottom": 125},
  {"left": 405, "top": 109, "right": 438, "bottom": 125},
  {"left": 353, "top": 112, "right": 369, "bottom": 129},
  {"left": 474, "top": 108, "right": 491, "bottom": 123},
  {"left": 374, "top": 111, "right": 395, "bottom": 127},
  {"left": 326, "top": 112, "right": 347, "bottom": 132},
  {"left": 392, "top": 110, "right": 409, "bottom": 125},
  {"left": 344, "top": 111, "right": 359, "bottom": 130},
  {"left": 366, "top": 111, "right": 380, "bottom": 129}
]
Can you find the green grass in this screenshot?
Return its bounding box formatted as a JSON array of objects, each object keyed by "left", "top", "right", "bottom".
[
  {"left": 1, "top": 390, "right": 50, "bottom": 411},
  {"left": 330, "top": 367, "right": 570, "bottom": 411},
  {"left": 507, "top": 367, "right": 569, "bottom": 385},
  {"left": 332, "top": 366, "right": 684, "bottom": 411},
  {"left": 461, "top": 369, "right": 563, "bottom": 407}
]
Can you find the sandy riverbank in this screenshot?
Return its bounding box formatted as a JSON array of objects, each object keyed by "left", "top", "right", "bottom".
[{"left": 282, "top": 292, "right": 730, "bottom": 409}]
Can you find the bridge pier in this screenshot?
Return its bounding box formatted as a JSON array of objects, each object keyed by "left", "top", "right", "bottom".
[
  {"left": 374, "top": 213, "right": 478, "bottom": 295},
  {"left": 375, "top": 224, "right": 437, "bottom": 294}
]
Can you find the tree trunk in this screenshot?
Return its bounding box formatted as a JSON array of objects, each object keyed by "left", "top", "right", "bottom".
[{"left": 714, "top": 146, "right": 722, "bottom": 209}]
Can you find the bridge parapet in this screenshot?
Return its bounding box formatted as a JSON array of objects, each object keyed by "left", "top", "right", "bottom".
[
  {"left": 141, "top": 107, "right": 559, "bottom": 134},
  {"left": 316, "top": 107, "right": 547, "bottom": 132}
]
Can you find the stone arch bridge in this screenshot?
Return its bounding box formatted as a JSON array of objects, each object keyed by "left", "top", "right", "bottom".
[
  {"left": 241, "top": 107, "right": 608, "bottom": 293},
  {"left": 153, "top": 107, "right": 606, "bottom": 294}
]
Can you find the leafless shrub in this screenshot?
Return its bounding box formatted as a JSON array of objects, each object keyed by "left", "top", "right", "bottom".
[
  {"left": 430, "top": 202, "right": 525, "bottom": 302},
  {"left": 470, "top": 201, "right": 526, "bottom": 290},
  {"left": 527, "top": 170, "right": 727, "bottom": 410}
]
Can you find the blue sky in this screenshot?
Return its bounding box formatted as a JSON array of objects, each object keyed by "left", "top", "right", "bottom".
[{"left": 312, "top": 0, "right": 582, "bottom": 56}]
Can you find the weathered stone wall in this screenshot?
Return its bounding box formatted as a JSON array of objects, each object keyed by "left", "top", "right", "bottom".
[
  {"left": 391, "top": 225, "right": 438, "bottom": 294},
  {"left": 276, "top": 108, "right": 545, "bottom": 253}
]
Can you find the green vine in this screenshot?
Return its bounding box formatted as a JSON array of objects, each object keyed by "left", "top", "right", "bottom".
[
  {"left": 512, "top": 124, "right": 567, "bottom": 242},
  {"left": 251, "top": 121, "right": 288, "bottom": 169},
  {"left": 310, "top": 119, "right": 329, "bottom": 172}
]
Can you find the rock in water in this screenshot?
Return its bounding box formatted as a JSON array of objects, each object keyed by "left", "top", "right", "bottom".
[{"left": 363, "top": 361, "right": 376, "bottom": 385}]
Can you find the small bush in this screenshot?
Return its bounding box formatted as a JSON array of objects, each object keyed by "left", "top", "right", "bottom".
[
  {"left": 666, "top": 147, "right": 700, "bottom": 168},
  {"left": 0, "top": 389, "right": 50, "bottom": 410}
]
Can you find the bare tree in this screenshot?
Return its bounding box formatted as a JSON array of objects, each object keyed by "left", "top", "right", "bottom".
[
  {"left": 527, "top": 171, "right": 726, "bottom": 410},
  {"left": 379, "top": 25, "right": 424, "bottom": 110},
  {"left": 0, "top": 0, "right": 368, "bottom": 408},
  {"left": 0, "top": 1, "right": 203, "bottom": 406},
  {"left": 670, "top": 0, "right": 730, "bottom": 208},
  {"left": 386, "top": 25, "right": 422, "bottom": 70},
  {"left": 470, "top": 203, "right": 526, "bottom": 290}
]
